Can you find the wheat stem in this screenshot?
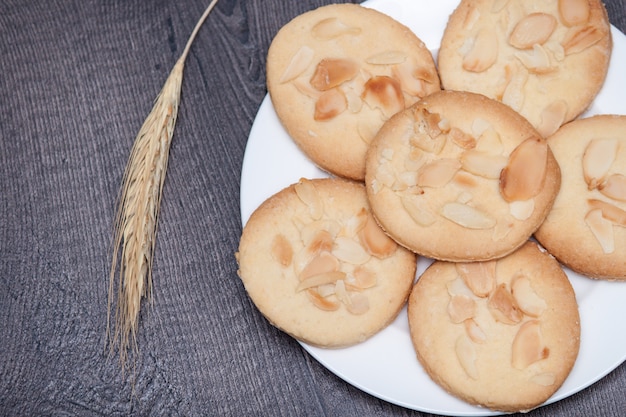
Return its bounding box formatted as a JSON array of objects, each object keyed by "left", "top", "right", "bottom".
[{"left": 107, "top": 0, "right": 219, "bottom": 370}]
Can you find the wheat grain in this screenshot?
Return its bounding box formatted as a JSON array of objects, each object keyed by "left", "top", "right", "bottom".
[{"left": 107, "top": 0, "right": 219, "bottom": 369}]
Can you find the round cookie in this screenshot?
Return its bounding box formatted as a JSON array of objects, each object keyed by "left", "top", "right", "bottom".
[
  {"left": 365, "top": 90, "right": 561, "bottom": 262},
  {"left": 437, "top": 0, "right": 612, "bottom": 137},
  {"left": 266, "top": 3, "right": 440, "bottom": 180},
  {"left": 236, "top": 178, "right": 417, "bottom": 348},
  {"left": 408, "top": 241, "right": 581, "bottom": 413},
  {"left": 535, "top": 115, "right": 626, "bottom": 280}
]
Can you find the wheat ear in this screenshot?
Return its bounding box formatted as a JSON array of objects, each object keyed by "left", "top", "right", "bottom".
[{"left": 107, "top": 0, "right": 219, "bottom": 368}]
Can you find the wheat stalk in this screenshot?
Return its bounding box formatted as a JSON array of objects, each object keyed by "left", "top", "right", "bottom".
[{"left": 107, "top": 0, "right": 219, "bottom": 369}]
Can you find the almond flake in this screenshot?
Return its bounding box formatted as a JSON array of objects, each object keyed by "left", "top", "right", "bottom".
[
  {"left": 401, "top": 194, "right": 437, "bottom": 227},
  {"left": 488, "top": 283, "right": 523, "bottom": 325},
  {"left": 460, "top": 150, "right": 507, "bottom": 179},
  {"left": 279, "top": 46, "right": 314, "bottom": 83},
  {"left": 509, "top": 199, "right": 535, "bottom": 220},
  {"left": 441, "top": 202, "right": 496, "bottom": 229},
  {"left": 417, "top": 159, "right": 462, "bottom": 188},
  {"left": 456, "top": 261, "right": 496, "bottom": 298},
  {"left": 588, "top": 199, "right": 626, "bottom": 227},
  {"left": 299, "top": 251, "right": 340, "bottom": 281},
  {"left": 512, "top": 320, "right": 549, "bottom": 369},
  {"left": 448, "top": 294, "right": 477, "bottom": 323},
  {"left": 465, "top": 318, "right": 488, "bottom": 344},
  {"left": 499, "top": 136, "right": 548, "bottom": 202},
  {"left": 559, "top": 0, "right": 590, "bottom": 27},
  {"left": 562, "top": 25, "right": 604, "bottom": 55},
  {"left": 585, "top": 208, "right": 615, "bottom": 253},
  {"left": 314, "top": 88, "right": 347, "bottom": 121},
  {"left": 362, "top": 76, "right": 405, "bottom": 118},
  {"left": 306, "top": 288, "right": 340, "bottom": 311},
  {"left": 598, "top": 174, "right": 626, "bottom": 202},
  {"left": 358, "top": 213, "right": 397, "bottom": 258},
  {"left": 537, "top": 100, "right": 568, "bottom": 137},
  {"left": 310, "top": 58, "right": 359, "bottom": 91},
  {"left": 295, "top": 179, "right": 324, "bottom": 219},
  {"left": 509, "top": 13, "right": 557, "bottom": 50},
  {"left": 463, "top": 28, "right": 498, "bottom": 72},
  {"left": 456, "top": 335, "right": 479, "bottom": 379},
  {"left": 332, "top": 236, "right": 371, "bottom": 265},
  {"left": 511, "top": 274, "right": 547, "bottom": 317},
  {"left": 311, "top": 17, "right": 361, "bottom": 40},
  {"left": 582, "top": 138, "right": 618, "bottom": 190},
  {"left": 514, "top": 44, "right": 556, "bottom": 74},
  {"left": 296, "top": 271, "right": 345, "bottom": 292},
  {"left": 449, "top": 127, "right": 477, "bottom": 150},
  {"left": 530, "top": 372, "right": 556, "bottom": 386}
]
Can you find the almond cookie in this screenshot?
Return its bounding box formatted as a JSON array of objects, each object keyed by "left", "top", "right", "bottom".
[
  {"left": 266, "top": 3, "right": 440, "bottom": 180},
  {"left": 535, "top": 115, "right": 626, "bottom": 280},
  {"left": 408, "top": 241, "right": 580, "bottom": 412},
  {"left": 236, "top": 178, "right": 417, "bottom": 348},
  {"left": 365, "top": 90, "right": 561, "bottom": 262},
  {"left": 438, "top": 0, "right": 612, "bottom": 137}
]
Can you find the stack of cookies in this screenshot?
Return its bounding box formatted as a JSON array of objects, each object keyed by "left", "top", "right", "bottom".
[{"left": 237, "top": 0, "right": 623, "bottom": 412}]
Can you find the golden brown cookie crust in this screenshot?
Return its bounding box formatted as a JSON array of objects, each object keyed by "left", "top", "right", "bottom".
[
  {"left": 437, "top": 0, "right": 612, "bottom": 137},
  {"left": 237, "top": 178, "right": 417, "bottom": 348},
  {"left": 535, "top": 115, "right": 626, "bottom": 280},
  {"left": 408, "top": 241, "right": 580, "bottom": 412},
  {"left": 266, "top": 3, "right": 440, "bottom": 180},
  {"left": 365, "top": 90, "right": 561, "bottom": 262}
]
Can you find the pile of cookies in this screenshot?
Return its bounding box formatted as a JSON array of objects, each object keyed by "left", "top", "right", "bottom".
[{"left": 237, "top": 0, "right": 625, "bottom": 412}]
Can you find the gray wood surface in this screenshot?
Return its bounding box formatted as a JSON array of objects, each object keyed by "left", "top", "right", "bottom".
[{"left": 1, "top": 0, "right": 625, "bottom": 415}]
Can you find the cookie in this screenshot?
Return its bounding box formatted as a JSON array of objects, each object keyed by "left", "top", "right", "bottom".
[
  {"left": 408, "top": 241, "right": 580, "bottom": 412},
  {"left": 236, "top": 178, "right": 417, "bottom": 348},
  {"left": 266, "top": 3, "right": 440, "bottom": 180},
  {"left": 437, "top": 0, "right": 611, "bottom": 137},
  {"left": 365, "top": 90, "right": 561, "bottom": 262},
  {"left": 535, "top": 115, "right": 626, "bottom": 280}
]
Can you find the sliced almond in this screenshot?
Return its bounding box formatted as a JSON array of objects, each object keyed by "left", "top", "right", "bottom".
[
  {"left": 562, "top": 25, "right": 604, "bottom": 55},
  {"left": 585, "top": 208, "right": 615, "bottom": 253},
  {"left": 314, "top": 88, "right": 347, "bottom": 121},
  {"left": 456, "top": 261, "right": 496, "bottom": 298},
  {"left": 303, "top": 229, "right": 334, "bottom": 256},
  {"left": 356, "top": 118, "right": 381, "bottom": 145},
  {"left": 306, "top": 288, "right": 340, "bottom": 311},
  {"left": 292, "top": 78, "right": 323, "bottom": 100},
  {"left": 582, "top": 138, "right": 618, "bottom": 189},
  {"left": 279, "top": 46, "right": 314, "bottom": 83},
  {"left": 509, "top": 13, "right": 557, "bottom": 49},
  {"left": 588, "top": 199, "right": 626, "bottom": 227},
  {"left": 347, "top": 292, "right": 369, "bottom": 315},
  {"left": 362, "top": 76, "right": 405, "bottom": 118},
  {"left": 456, "top": 335, "right": 479, "bottom": 379},
  {"left": 448, "top": 294, "right": 477, "bottom": 323},
  {"left": 417, "top": 159, "right": 462, "bottom": 188},
  {"left": 310, "top": 58, "right": 359, "bottom": 91},
  {"left": 311, "top": 17, "right": 361, "bottom": 40},
  {"left": 358, "top": 213, "right": 397, "bottom": 258},
  {"left": 511, "top": 274, "right": 547, "bottom": 317},
  {"left": 491, "top": 0, "right": 511, "bottom": 13},
  {"left": 347, "top": 265, "right": 377, "bottom": 290},
  {"left": 441, "top": 202, "right": 496, "bottom": 229},
  {"left": 295, "top": 178, "right": 324, "bottom": 219},
  {"left": 512, "top": 320, "right": 549, "bottom": 369},
  {"left": 366, "top": 50, "right": 407, "bottom": 65},
  {"left": 501, "top": 64, "right": 528, "bottom": 112},
  {"left": 449, "top": 127, "right": 476, "bottom": 150},
  {"left": 476, "top": 129, "right": 504, "bottom": 154},
  {"left": 559, "top": 0, "right": 591, "bottom": 27},
  {"left": 499, "top": 136, "right": 548, "bottom": 202},
  {"left": 401, "top": 194, "right": 438, "bottom": 227},
  {"left": 598, "top": 174, "right": 626, "bottom": 202},
  {"left": 463, "top": 28, "right": 498, "bottom": 72},
  {"left": 332, "top": 236, "right": 371, "bottom": 265},
  {"left": 299, "top": 251, "right": 340, "bottom": 281},
  {"left": 537, "top": 100, "right": 568, "bottom": 137},
  {"left": 463, "top": 6, "right": 481, "bottom": 30},
  {"left": 509, "top": 199, "right": 535, "bottom": 220},
  {"left": 464, "top": 318, "right": 488, "bottom": 344},
  {"left": 296, "top": 271, "right": 346, "bottom": 292},
  {"left": 488, "top": 283, "right": 523, "bottom": 325},
  {"left": 271, "top": 234, "right": 293, "bottom": 267},
  {"left": 514, "top": 44, "right": 556, "bottom": 74},
  {"left": 460, "top": 150, "right": 507, "bottom": 179},
  {"left": 446, "top": 276, "right": 476, "bottom": 298}
]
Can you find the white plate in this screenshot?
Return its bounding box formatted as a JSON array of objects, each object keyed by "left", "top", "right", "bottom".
[{"left": 239, "top": 1, "right": 626, "bottom": 415}]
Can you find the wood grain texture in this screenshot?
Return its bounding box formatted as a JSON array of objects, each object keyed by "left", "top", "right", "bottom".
[{"left": 0, "top": 0, "right": 624, "bottom": 416}]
